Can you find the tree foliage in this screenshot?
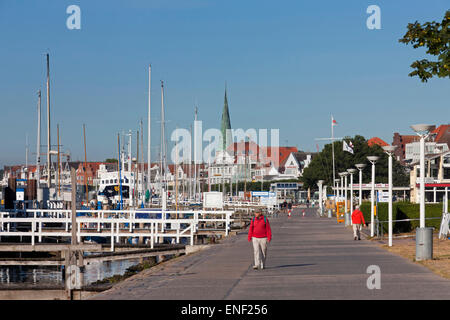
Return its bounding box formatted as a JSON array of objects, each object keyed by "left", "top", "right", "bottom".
[
  {"left": 300, "top": 135, "right": 409, "bottom": 190},
  {"left": 105, "top": 158, "right": 118, "bottom": 163},
  {"left": 399, "top": 10, "right": 450, "bottom": 82}
]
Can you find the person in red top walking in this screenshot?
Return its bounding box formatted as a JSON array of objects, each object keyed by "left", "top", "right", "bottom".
[
  {"left": 248, "top": 210, "right": 272, "bottom": 270},
  {"left": 351, "top": 205, "right": 366, "bottom": 240}
]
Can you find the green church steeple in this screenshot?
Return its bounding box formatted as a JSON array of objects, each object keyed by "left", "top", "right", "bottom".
[{"left": 220, "top": 86, "right": 232, "bottom": 151}]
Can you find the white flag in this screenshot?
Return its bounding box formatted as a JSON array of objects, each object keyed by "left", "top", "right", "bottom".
[{"left": 343, "top": 140, "right": 354, "bottom": 154}]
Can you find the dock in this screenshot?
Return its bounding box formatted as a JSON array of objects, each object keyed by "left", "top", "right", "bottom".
[{"left": 89, "top": 207, "right": 450, "bottom": 300}]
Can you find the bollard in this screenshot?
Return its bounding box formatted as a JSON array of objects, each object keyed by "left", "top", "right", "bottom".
[{"left": 416, "top": 227, "right": 433, "bottom": 261}]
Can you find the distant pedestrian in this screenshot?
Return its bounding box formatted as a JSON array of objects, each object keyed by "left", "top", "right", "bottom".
[
  {"left": 351, "top": 205, "right": 366, "bottom": 240},
  {"left": 248, "top": 210, "right": 272, "bottom": 270}
]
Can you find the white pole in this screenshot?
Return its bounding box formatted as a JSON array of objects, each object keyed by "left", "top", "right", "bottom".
[
  {"left": 359, "top": 169, "right": 362, "bottom": 206},
  {"left": 350, "top": 173, "right": 353, "bottom": 217},
  {"left": 420, "top": 135, "right": 425, "bottom": 228},
  {"left": 445, "top": 187, "right": 448, "bottom": 213},
  {"left": 371, "top": 162, "right": 375, "bottom": 237},
  {"left": 318, "top": 180, "right": 323, "bottom": 215},
  {"left": 344, "top": 174, "right": 348, "bottom": 214},
  {"left": 388, "top": 152, "right": 393, "bottom": 247}
]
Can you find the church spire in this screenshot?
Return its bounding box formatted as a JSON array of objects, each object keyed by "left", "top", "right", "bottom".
[{"left": 221, "top": 85, "right": 232, "bottom": 151}]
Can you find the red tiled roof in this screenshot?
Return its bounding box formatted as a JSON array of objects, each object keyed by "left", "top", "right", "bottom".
[
  {"left": 432, "top": 124, "right": 450, "bottom": 143},
  {"left": 400, "top": 135, "right": 419, "bottom": 144},
  {"left": 368, "top": 137, "right": 389, "bottom": 147},
  {"left": 265, "top": 147, "right": 298, "bottom": 167}
]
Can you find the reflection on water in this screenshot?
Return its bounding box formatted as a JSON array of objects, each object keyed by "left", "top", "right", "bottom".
[
  {"left": 0, "top": 258, "right": 143, "bottom": 287},
  {"left": 0, "top": 266, "right": 63, "bottom": 286},
  {"left": 83, "top": 258, "right": 141, "bottom": 285}
]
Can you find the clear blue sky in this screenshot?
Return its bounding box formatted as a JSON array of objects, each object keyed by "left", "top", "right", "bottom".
[{"left": 0, "top": 0, "right": 449, "bottom": 167}]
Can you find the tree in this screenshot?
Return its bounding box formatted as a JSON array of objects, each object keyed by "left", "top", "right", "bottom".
[
  {"left": 105, "top": 158, "right": 117, "bottom": 163},
  {"left": 300, "top": 135, "right": 409, "bottom": 190},
  {"left": 399, "top": 10, "right": 449, "bottom": 82}
]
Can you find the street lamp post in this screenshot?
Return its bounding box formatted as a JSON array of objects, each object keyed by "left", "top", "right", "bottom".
[
  {"left": 355, "top": 164, "right": 366, "bottom": 206},
  {"left": 411, "top": 124, "right": 435, "bottom": 260},
  {"left": 347, "top": 168, "right": 357, "bottom": 224},
  {"left": 367, "top": 156, "right": 380, "bottom": 237},
  {"left": 339, "top": 172, "right": 348, "bottom": 225},
  {"left": 382, "top": 145, "right": 397, "bottom": 247},
  {"left": 318, "top": 180, "right": 324, "bottom": 216},
  {"left": 334, "top": 178, "right": 340, "bottom": 217}
]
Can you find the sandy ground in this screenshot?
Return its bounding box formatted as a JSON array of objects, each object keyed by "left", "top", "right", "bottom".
[{"left": 377, "top": 236, "right": 450, "bottom": 280}]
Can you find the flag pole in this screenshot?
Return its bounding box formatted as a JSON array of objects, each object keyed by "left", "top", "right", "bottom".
[{"left": 332, "top": 115, "right": 336, "bottom": 198}]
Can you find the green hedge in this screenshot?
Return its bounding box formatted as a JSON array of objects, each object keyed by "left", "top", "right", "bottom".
[{"left": 359, "top": 201, "right": 449, "bottom": 234}]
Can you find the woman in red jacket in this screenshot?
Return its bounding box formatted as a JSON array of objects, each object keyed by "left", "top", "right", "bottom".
[
  {"left": 351, "top": 205, "right": 366, "bottom": 240},
  {"left": 248, "top": 210, "right": 272, "bottom": 269}
]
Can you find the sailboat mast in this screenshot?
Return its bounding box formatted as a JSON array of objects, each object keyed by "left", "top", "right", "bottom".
[
  {"left": 25, "top": 133, "right": 28, "bottom": 173},
  {"left": 147, "top": 65, "right": 151, "bottom": 193},
  {"left": 36, "top": 90, "right": 41, "bottom": 187},
  {"left": 83, "top": 124, "right": 88, "bottom": 206},
  {"left": 193, "top": 107, "right": 198, "bottom": 200},
  {"left": 46, "top": 53, "right": 51, "bottom": 188},
  {"left": 160, "top": 80, "right": 166, "bottom": 191},
  {"left": 331, "top": 115, "right": 336, "bottom": 197},
  {"left": 136, "top": 130, "right": 139, "bottom": 208},
  {"left": 57, "top": 124, "right": 60, "bottom": 197}
]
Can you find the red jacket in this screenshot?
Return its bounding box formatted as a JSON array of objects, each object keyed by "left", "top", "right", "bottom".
[
  {"left": 351, "top": 209, "right": 366, "bottom": 225},
  {"left": 248, "top": 215, "right": 272, "bottom": 242}
]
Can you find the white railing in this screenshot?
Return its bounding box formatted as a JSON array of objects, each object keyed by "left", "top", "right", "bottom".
[
  {"left": 0, "top": 209, "right": 234, "bottom": 251},
  {"left": 223, "top": 201, "right": 266, "bottom": 207}
]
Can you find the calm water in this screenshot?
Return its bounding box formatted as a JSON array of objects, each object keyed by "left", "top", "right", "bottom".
[{"left": 0, "top": 258, "right": 143, "bottom": 287}]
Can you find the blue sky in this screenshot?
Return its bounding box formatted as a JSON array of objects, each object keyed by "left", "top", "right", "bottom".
[{"left": 0, "top": 0, "right": 449, "bottom": 167}]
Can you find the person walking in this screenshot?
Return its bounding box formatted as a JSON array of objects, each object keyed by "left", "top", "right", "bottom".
[
  {"left": 248, "top": 210, "right": 272, "bottom": 269},
  {"left": 351, "top": 205, "right": 366, "bottom": 240}
]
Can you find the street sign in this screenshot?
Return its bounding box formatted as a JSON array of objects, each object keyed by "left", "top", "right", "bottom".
[
  {"left": 251, "top": 191, "right": 269, "bottom": 197},
  {"left": 203, "top": 192, "right": 223, "bottom": 209},
  {"left": 377, "top": 191, "right": 389, "bottom": 203}
]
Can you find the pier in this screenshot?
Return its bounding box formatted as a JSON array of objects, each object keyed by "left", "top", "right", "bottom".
[{"left": 89, "top": 207, "right": 450, "bottom": 300}]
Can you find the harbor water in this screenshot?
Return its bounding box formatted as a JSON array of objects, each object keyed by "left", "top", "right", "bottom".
[{"left": 0, "top": 258, "right": 145, "bottom": 287}]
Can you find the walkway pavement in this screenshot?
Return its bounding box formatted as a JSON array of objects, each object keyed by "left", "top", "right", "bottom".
[{"left": 89, "top": 208, "right": 450, "bottom": 300}]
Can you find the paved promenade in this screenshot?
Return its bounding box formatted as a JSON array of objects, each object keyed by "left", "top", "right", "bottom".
[{"left": 89, "top": 208, "right": 450, "bottom": 300}]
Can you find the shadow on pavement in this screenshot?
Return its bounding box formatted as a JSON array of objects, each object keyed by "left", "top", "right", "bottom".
[{"left": 269, "top": 264, "right": 316, "bottom": 269}]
